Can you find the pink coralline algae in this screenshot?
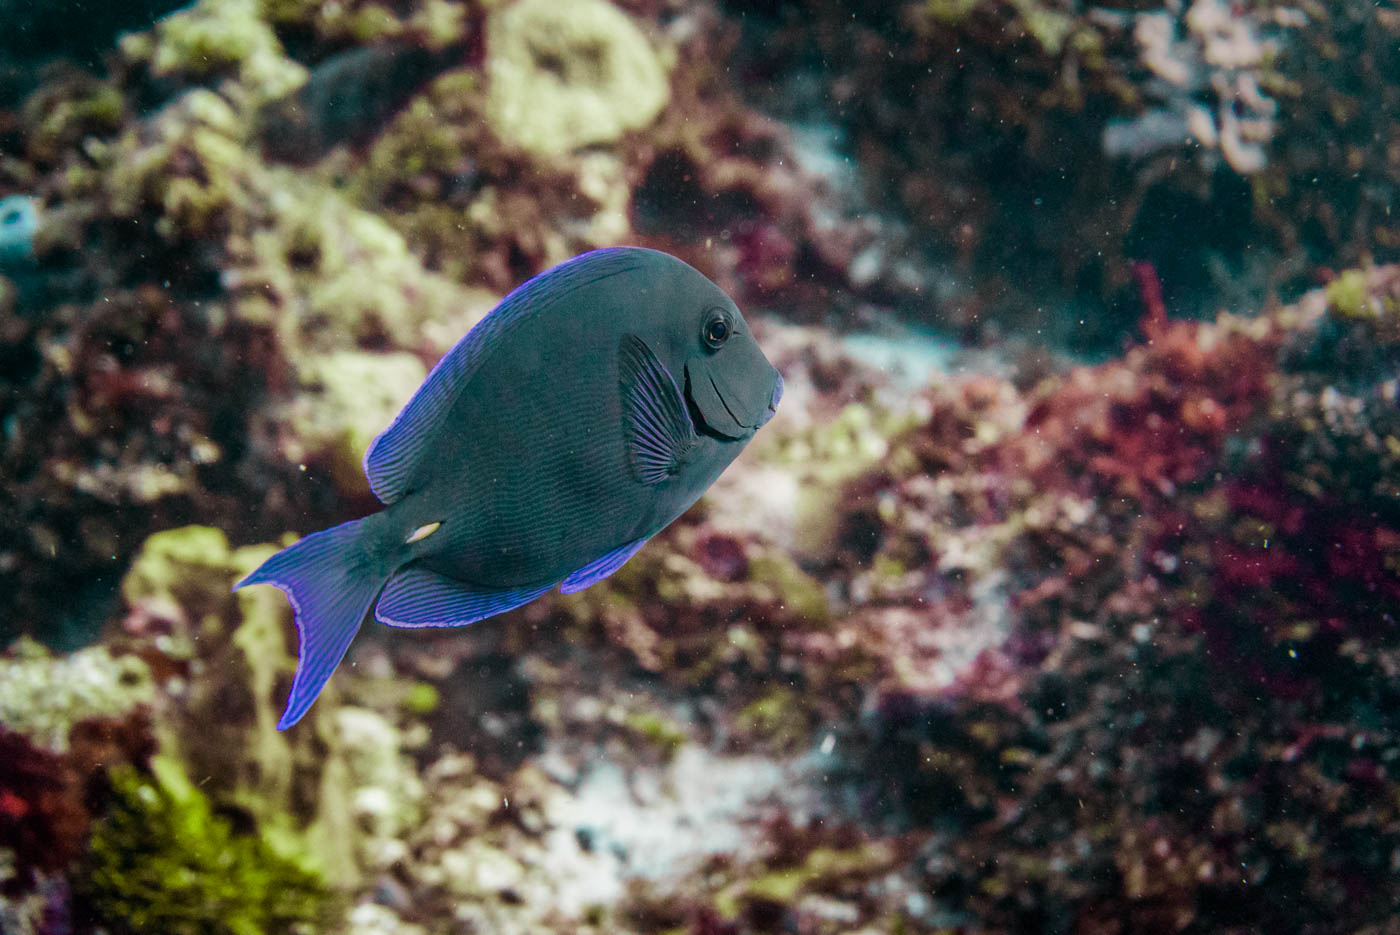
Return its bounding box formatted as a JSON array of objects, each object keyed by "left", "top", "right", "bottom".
[{"left": 833, "top": 272, "right": 1400, "bottom": 930}]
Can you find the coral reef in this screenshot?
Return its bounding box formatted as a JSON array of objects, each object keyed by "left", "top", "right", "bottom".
[
  {"left": 718, "top": 0, "right": 1400, "bottom": 342},
  {"left": 0, "top": 729, "right": 89, "bottom": 897},
  {"left": 0, "top": 641, "right": 155, "bottom": 753},
  {"left": 3, "top": 0, "right": 1399, "bottom": 932},
  {"left": 823, "top": 276, "right": 1400, "bottom": 929},
  {"left": 485, "top": 0, "right": 670, "bottom": 157},
  {"left": 74, "top": 757, "right": 332, "bottom": 935},
  {"left": 0, "top": 713, "right": 155, "bottom": 930}
]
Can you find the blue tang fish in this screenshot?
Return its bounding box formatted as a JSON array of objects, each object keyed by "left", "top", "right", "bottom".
[{"left": 236, "top": 248, "right": 784, "bottom": 728}]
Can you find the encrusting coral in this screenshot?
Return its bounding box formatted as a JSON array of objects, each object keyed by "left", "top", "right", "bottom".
[
  {"left": 0, "top": 641, "right": 155, "bottom": 754},
  {"left": 484, "top": 0, "right": 670, "bottom": 157}
]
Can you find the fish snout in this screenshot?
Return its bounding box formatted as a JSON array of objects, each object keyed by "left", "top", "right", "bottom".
[{"left": 759, "top": 370, "right": 784, "bottom": 428}]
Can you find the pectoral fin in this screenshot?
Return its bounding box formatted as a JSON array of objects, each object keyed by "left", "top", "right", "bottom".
[{"left": 618, "top": 334, "right": 697, "bottom": 485}]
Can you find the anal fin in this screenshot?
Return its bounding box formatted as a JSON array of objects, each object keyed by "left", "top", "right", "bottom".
[
  {"left": 375, "top": 567, "right": 551, "bottom": 628},
  {"left": 560, "top": 537, "right": 649, "bottom": 594}
]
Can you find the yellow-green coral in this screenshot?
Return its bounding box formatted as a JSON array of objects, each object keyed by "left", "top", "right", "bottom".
[
  {"left": 922, "top": 0, "right": 981, "bottom": 23},
  {"left": 1326, "top": 268, "right": 1371, "bottom": 320},
  {"left": 746, "top": 551, "right": 830, "bottom": 626},
  {"left": 774, "top": 401, "right": 921, "bottom": 560},
  {"left": 121, "top": 526, "right": 302, "bottom": 821},
  {"left": 285, "top": 351, "right": 427, "bottom": 495},
  {"left": 329, "top": 707, "right": 426, "bottom": 872},
  {"left": 713, "top": 843, "right": 900, "bottom": 920},
  {"left": 24, "top": 81, "right": 125, "bottom": 164},
  {"left": 119, "top": 526, "right": 432, "bottom": 889},
  {"left": 622, "top": 711, "right": 689, "bottom": 761},
  {"left": 233, "top": 174, "right": 493, "bottom": 352},
  {"left": 736, "top": 686, "right": 811, "bottom": 751},
  {"left": 78, "top": 757, "right": 332, "bottom": 935},
  {"left": 1325, "top": 266, "right": 1400, "bottom": 344},
  {"left": 123, "top": 0, "right": 307, "bottom": 102},
  {"left": 485, "top": 0, "right": 670, "bottom": 156},
  {"left": 123, "top": 527, "right": 347, "bottom": 882},
  {"left": 1008, "top": 0, "right": 1077, "bottom": 56},
  {"left": 263, "top": 0, "right": 466, "bottom": 49},
  {"left": 0, "top": 639, "right": 155, "bottom": 753},
  {"left": 103, "top": 89, "right": 259, "bottom": 241},
  {"left": 919, "top": 0, "right": 1084, "bottom": 55}
]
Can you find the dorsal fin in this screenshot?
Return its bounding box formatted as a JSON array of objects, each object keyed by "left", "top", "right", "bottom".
[{"left": 363, "top": 248, "right": 648, "bottom": 504}]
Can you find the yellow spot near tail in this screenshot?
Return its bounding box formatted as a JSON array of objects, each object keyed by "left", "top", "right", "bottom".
[{"left": 406, "top": 522, "right": 441, "bottom": 544}]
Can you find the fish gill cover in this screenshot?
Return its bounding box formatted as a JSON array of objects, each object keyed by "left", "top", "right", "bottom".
[{"left": 0, "top": 0, "right": 1398, "bottom": 933}]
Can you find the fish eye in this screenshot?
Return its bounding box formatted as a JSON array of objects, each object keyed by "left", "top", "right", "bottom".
[{"left": 702, "top": 310, "right": 732, "bottom": 350}]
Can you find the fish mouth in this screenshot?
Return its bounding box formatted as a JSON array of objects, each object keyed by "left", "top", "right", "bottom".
[
  {"left": 710, "top": 374, "right": 745, "bottom": 428},
  {"left": 708, "top": 350, "right": 779, "bottom": 431},
  {"left": 683, "top": 351, "right": 782, "bottom": 440},
  {"left": 684, "top": 364, "right": 747, "bottom": 439},
  {"left": 757, "top": 371, "right": 783, "bottom": 428}
]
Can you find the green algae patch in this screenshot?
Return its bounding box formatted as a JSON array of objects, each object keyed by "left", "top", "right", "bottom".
[
  {"left": 1326, "top": 268, "right": 1371, "bottom": 321},
  {"left": 122, "top": 526, "right": 299, "bottom": 807},
  {"left": 405, "top": 681, "right": 441, "bottom": 715},
  {"left": 123, "top": 0, "right": 306, "bottom": 102},
  {"left": 0, "top": 639, "right": 155, "bottom": 753},
  {"left": 122, "top": 524, "right": 241, "bottom": 629},
  {"left": 78, "top": 756, "right": 333, "bottom": 935},
  {"left": 288, "top": 351, "right": 427, "bottom": 496},
  {"left": 746, "top": 551, "right": 830, "bottom": 627},
  {"left": 622, "top": 711, "right": 689, "bottom": 762},
  {"left": 263, "top": 0, "right": 466, "bottom": 49},
  {"left": 122, "top": 526, "right": 352, "bottom": 885},
  {"left": 25, "top": 80, "right": 126, "bottom": 163},
  {"left": 1008, "top": 0, "right": 1077, "bottom": 55},
  {"left": 1324, "top": 266, "right": 1400, "bottom": 345},
  {"left": 735, "top": 685, "right": 811, "bottom": 752},
  {"left": 774, "top": 402, "right": 923, "bottom": 562},
  {"left": 921, "top": 0, "right": 981, "bottom": 23},
  {"left": 233, "top": 173, "right": 487, "bottom": 353},
  {"left": 486, "top": 0, "right": 670, "bottom": 156},
  {"left": 713, "top": 842, "right": 902, "bottom": 921},
  {"left": 119, "top": 526, "right": 431, "bottom": 891},
  {"left": 102, "top": 89, "right": 260, "bottom": 242}
]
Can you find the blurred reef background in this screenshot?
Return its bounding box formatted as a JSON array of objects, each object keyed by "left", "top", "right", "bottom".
[{"left": 1, "top": 0, "right": 1399, "bottom": 932}]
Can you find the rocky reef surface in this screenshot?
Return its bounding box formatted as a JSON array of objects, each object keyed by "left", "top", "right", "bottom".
[{"left": 2, "top": 0, "right": 1398, "bottom": 933}]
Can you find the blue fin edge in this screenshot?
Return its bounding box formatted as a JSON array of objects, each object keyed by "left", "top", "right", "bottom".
[
  {"left": 375, "top": 566, "right": 552, "bottom": 628},
  {"left": 560, "top": 537, "right": 650, "bottom": 594},
  {"left": 233, "top": 520, "right": 383, "bottom": 730}
]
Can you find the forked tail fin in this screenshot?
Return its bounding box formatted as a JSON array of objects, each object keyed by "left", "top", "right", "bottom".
[{"left": 233, "top": 519, "right": 387, "bottom": 729}]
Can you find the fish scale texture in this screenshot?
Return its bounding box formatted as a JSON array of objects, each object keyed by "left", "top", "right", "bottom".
[
  {"left": 406, "top": 249, "right": 744, "bottom": 589},
  {"left": 363, "top": 248, "right": 647, "bottom": 505}
]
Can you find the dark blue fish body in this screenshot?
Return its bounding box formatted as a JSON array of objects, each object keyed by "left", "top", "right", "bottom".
[{"left": 237, "top": 248, "right": 783, "bottom": 728}]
